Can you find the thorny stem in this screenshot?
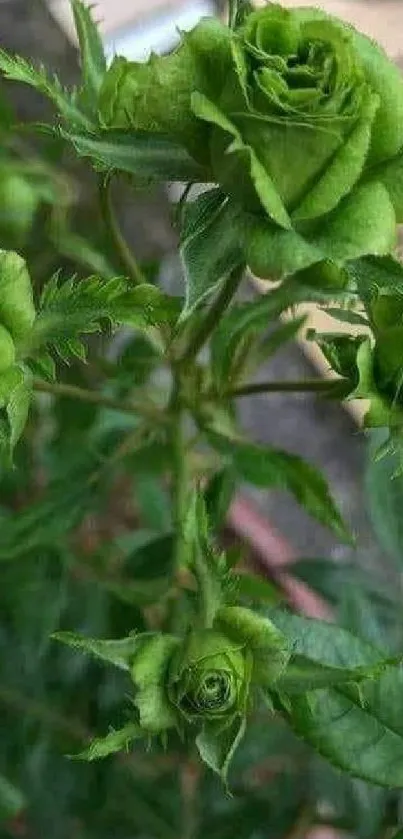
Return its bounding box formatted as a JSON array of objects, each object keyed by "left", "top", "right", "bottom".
[
  {"left": 34, "top": 378, "right": 167, "bottom": 424},
  {"left": 98, "top": 174, "right": 146, "bottom": 286},
  {"left": 225, "top": 378, "right": 346, "bottom": 398},
  {"left": 181, "top": 267, "right": 244, "bottom": 366}
]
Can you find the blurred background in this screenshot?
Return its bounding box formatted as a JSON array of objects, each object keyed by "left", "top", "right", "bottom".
[{"left": 0, "top": 1, "right": 403, "bottom": 837}]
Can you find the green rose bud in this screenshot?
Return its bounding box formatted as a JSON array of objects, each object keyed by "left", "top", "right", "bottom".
[
  {"left": 100, "top": 3, "right": 403, "bottom": 285},
  {"left": 167, "top": 630, "right": 249, "bottom": 722}
]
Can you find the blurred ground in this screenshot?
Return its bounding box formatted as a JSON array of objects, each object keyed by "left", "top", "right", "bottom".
[{"left": 0, "top": 0, "right": 393, "bottom": 569}]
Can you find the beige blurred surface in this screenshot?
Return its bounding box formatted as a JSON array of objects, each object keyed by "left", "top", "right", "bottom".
[
  {"left": 48, "top": 0, "right": 189, "bottom": 41},
  {"left": 51, "top": 0, "right": 403, "bottom": 56}
]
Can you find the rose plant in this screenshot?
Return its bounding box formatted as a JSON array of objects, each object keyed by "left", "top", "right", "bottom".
[{"left": 2, "top": 0, "right": 403, "bottom": 833}]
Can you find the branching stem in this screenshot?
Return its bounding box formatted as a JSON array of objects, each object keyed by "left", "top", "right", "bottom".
[
  {"left": 224, "top": 378, "right": 345, "bottom": 398},
  {"left": 181, "top": 267, "right": 244, "bottom": 366},
  {"left": 34, "top": 378, "right": 167, "bottom": 424},
  {"left": 98, "top": 174, "right": 146, "bottom": 285}
]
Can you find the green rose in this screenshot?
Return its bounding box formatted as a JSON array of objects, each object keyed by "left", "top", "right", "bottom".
[
  {"left": 167, "top": 629, "right": 250, "bottom": 722},
  {"left": 128, "top": 606, "right": 290, "bottom": 780},
  {"left": 100, "top": 3, "right": 403, "bottom": 286}
]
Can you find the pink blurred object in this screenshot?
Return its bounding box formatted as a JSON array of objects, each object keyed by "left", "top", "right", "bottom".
[{"left": 228, "top": 495, "right": 332, "bottom": 620}]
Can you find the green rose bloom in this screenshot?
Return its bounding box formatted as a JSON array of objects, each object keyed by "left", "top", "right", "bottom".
[
  {"left": 126, "top": 606, "right": 290, "bottom": 780},
  {"left": 100, "top": 3, "right": 403, "bottom": 285},
  {"left": 167, "top": 629, "right": 250, "bottom": 722}
]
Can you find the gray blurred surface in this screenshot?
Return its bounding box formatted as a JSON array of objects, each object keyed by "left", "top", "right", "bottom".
[{"left": 0, "top": 0, "right": 384, "bottom": 568}]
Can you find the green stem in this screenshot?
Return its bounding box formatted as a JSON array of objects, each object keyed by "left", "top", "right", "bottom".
[
  {"left": 34, "top": 378, "right": 167, "bottom": 424},
  {"left": 171, "top": 375, "right": 189, "bottom": 569},
  {"left": 98, "top": 175, "right": 146, "bottom": 286},
  {"left": 181, "top": 267, "right": 244, "bottom": 366},
  {"left": 228, "top": 0, "right": 238, "bottom": 27},
  {"left": 225, "top": 378, "right": 346, "bottom": 398}
]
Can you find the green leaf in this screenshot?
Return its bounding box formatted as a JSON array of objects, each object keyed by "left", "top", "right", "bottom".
[
  {"left": 98, "top": 17, "right": 232, "bottom": 160},
  {"left": 246, "top": 316, "right": 306, "bottom": 376},
  {"left": 114, "top": 284, "right": 180, "bottom": 331},
  {"left": 33, "top": 273, "right": 126, "bottom": 357},
  {"left": 273, "top": 611, "right": 403, "bottom": 786},
  {"left": 131, "top": 634, "right": 179, "bottom": 732},
  {"left": 107, "top": 533, "right": 175, "bottom": 607},
  {"left": 209, "top": 432, "right": 350, "bottom": 541},
  {"left": 71, "top": 0, "right": 107, "bottom": 108},
  {"left": 134, "top": 474, "right": 172, "bottom": 532},
  {"left": 271, "top": 611, "right": 388, "bottom": 670},
  {"left": 71, "top": 723, "right": 141, "bottom": 761},
  {"left": 347, "top": 255, "right": 403, "bottom": 310},
  {"left": 184, "top": 491, "right": 228, "bottom": 627},
  {"left": 0, "top": 50, "right": 91, "bottom": 130},
  {"left": 314, "top": 333, "right": 363, "bottom": 383},
  {"left": 216, "top": 606, "right": 290, "bottom": 686},
  {"left": 322, "top": 307, "right": 369, "bottom": 327},
  {"left": 52, "top": 630, "right": 143, "bottom": 671},
  {"left": 275, "top": 653, "right": 395, "bottom": 695},
  {"left": 196, "top": 714, "right": 246, "bottom": 784},
  {"left": 180, "top": 189, "right": 244, "bottom": 315},
  {"left": 0, "top": 475, "right": 94, "bottom": 560},
  {"left": 287, "top": 678, "right": 403, "bottom": 788},
  {"left": 31, "top": 276, "right": 179, "bottom": 361},
  {"left": 0, "top": 775, "right": 25, "bottom": 822},
  {"left": 211, "top": 283, "right": 303, "bottom": 390},
  {"left": 204, "top": 468, "right": 236, "bottom": 530},
  {"left": 61, "top": 128, "right": 206, "bottom": 182}
]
